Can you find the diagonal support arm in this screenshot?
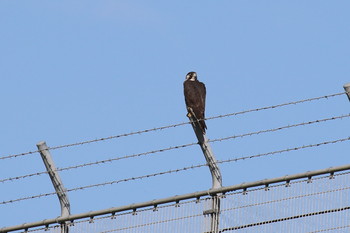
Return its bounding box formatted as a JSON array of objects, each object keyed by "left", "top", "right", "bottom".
[
  {"left": 37, "top": 141, "right": 70, "bottom": 233},
  {"left": 187, "top": 114, "right": 222, "bottom": 189}
]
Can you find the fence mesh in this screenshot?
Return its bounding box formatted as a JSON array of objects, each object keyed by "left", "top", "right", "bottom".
[
  {"left": 219, "top": 171, "right": 350, "bottom": 233},
  {"left": 22, "top": 171, "right": 350, "bottom": 233}
]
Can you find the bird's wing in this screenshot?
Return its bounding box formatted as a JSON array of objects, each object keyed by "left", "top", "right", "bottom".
[{"left": 198, "top": 81, "right": 206, "bottom": 117}]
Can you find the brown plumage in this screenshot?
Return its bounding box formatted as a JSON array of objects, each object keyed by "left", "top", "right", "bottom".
[{"left": 183, "top": 72, "right": 207, "bottom": 133}]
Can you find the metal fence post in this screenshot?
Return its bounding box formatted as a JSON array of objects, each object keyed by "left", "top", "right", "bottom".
[
  {"left": 37, "top": 141, "right": 71, "bottom": 233},
  {"left": 343, "top": 83, "right": 350, "bottom": 101},
  {"left": 187, "top": 115, "right": 222, "bottom": 233}
]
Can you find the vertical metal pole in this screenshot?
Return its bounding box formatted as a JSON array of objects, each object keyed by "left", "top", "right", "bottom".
[
  {"left": 343, "top": 83, "right": 350, "bottom": 101},
  {"left": 187, "top": 115, "right": 222, "bottom": 233},
  {"left": 211, "top": 196, "right": 220, "bottom": 233},
  {"left": 37, "top": 141, "right": 71, "bottom": 233}
]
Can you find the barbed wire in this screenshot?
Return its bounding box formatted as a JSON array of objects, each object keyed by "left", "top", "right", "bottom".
[
  {"left": 0, "top": 163, "right": 206, "bottom": 205},
  {"left": 209, "top": 113, "right": 350, "bottom": 143},
  {"left": 0, "top": 150, "right": 40, "bottom": 161},
  {"left": 205, "top": 92, "right": 345, "bottom": 121},
  {"left": 0, "top": 142, "right": 198, "bottom": 184},
  {"left": 1, "top": 136, "right": 348, "bottom": 205},
  {"left": 0, "top": 171, "right": 48, "bottom": 183},
  {"left": 1, "top": 113, "right": 349, "bottom": 184},
  {"left": 0, "top": 91, "right": 345, "bottom": 161},
  {"left": 217, "top": 137, "right": 350, "bottom": 164}
]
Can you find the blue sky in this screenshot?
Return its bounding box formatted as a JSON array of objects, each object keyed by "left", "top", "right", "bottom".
[{"left": 1, "top": 1, "right": 350, "bottom": 228}]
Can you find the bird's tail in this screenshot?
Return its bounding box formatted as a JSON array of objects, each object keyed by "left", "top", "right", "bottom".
[{"left": 187, "top": 107, "right": 207, "bottom": 134}]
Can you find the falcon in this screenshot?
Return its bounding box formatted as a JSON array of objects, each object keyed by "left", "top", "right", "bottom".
[{"left": 183, "top": 71, "right": 207, "bottom": 133}]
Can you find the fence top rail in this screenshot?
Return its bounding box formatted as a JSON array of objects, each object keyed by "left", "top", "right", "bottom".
[{"left": 1, "top": 163, "right": 350, "bottom": 233}]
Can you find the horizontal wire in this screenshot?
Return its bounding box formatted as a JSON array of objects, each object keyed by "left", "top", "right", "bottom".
[
  {"left": 0, "top": 142, "right": 198, "bottom": 183},
  {"left": 1, "top": 136, "right": 348, "bottom": 205},
  {"left": 222, "top": 186, "right": 350, "bottom": 212},
  {"left": 0, "top": 171, "right": 48, "bottom": 183},
  {"left": 206, "top": 92, "right": 345, "bottom": 122},
  {"left": 0, "top": 91, "right": 345, "bottom": 161},
  {"left": 209, "top": 113, "right": 350, "bottom": 143},
  {"left": 2, "top": 113, "right": 349, "bottom": 184},
  {"left": 219, "top": 206, "right": 350, "bottom": 232},
  {"left": 308, "top": 225, "right": 350, "bottom": 233},
  {"left": 0, "top": 164, "right": 206, "bottom": 205},
  {"left": 218, "top": 137, "right": 350, "bottom": 164},
  {"left": 100, "top": 213, "right": 202, "bottom": 233},
  {"left": 0, "top": 150, "right": 40, "bottom": 161}
]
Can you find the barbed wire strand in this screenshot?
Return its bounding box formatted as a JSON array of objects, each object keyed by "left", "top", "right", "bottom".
[
  {"left": 0, "top": 142, "right": 198, "bottom": 184},
  {"left": 1, "top": 136, "right": 348, "bottom": 205},
  {"left": 206, "top": 92, "right": 345, "bottom": 121},
  {"left": 209, "top": 113, "right": 350, "bottom": 143},
  {"left": 1, "top": 113, "right": 349, "bottom": 184},
  {"left": 218, "top": 137, "right": 350, "bottom": 164},
  {"left": 0, "top": 92, "right": 345, "bottom": 161}
]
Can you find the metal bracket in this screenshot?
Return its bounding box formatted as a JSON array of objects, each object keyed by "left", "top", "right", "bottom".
[
  {"left": 203, "top": 195, "right": 221, "bottom": 233},
  {"left": 203, "top": 208, "right": 219, "bottom": 216}
]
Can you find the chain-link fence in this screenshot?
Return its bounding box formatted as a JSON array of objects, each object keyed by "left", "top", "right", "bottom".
[{"left": 9, "top": 169, "right": 349, "bottom": 233}]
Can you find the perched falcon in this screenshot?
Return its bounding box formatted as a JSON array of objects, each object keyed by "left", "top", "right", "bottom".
[{"left": 183, "top": 71, "right": 207, "bottom": 133}]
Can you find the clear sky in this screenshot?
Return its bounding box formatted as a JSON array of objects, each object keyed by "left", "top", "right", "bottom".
[{"left": 1, "top": 1, "right": 350, "bottom": 229}]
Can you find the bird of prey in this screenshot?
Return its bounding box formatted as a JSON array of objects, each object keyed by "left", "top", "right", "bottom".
[{"left": 183, "top": 71, "right": 207, "bottom": 133}]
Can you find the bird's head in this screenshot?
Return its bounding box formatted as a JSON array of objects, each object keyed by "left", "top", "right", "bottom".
[{"left": 185, "top": 72, "right": 197, "bottom": 81}]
